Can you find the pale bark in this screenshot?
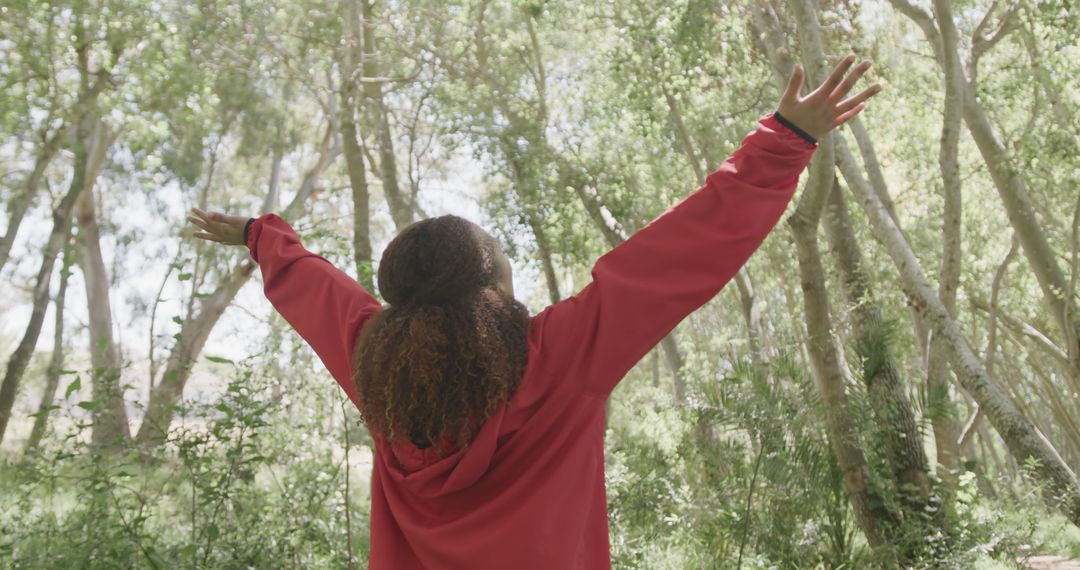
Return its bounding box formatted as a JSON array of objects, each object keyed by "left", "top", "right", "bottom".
[
  {"left": 891, "top": 0, "right": 1080, "bottom": 396},
  {"left": 25, "top": 239, "right": 73, "bottom": 452},
  {"left": 74, "top": 123, "right": 131, "bottom": 452},
  {"left": 526, "top": 212, "right": 561, "bottom": 306},
  {"left": 962, "top": 233, "right": 1020, "bottom": 455},
  {"left": 0, "top": 115, "right": 92, "bottom": 444},
  {"left": 341, "top": 0, "right": 376, "bottom": 291},
  {"left": 0, "top": 129, "right": 64, "bottom": 273},
  {"left": 661, "top": 85, "right": 765, "bottom": 369},
  {"left": 970, "top": 296, "right": 1068, "bottom": 368},
  {"left": 823, "top": 179, "right": 932, "bottom": 507},
  {"left": 135, "top": 124, "right": 341, "bottom": 447},
  {"left": 751, "top": 2, "right": 899, "bottom": 548},
  {"left": 789, "top": 146, "right": 894, "bottom": 548},
  {"left": 836, "top": 137, "right": 1080, "bottom": 525},
  {"left": 925, "top": 0, "right": 967, "bottom": 484},
  {"left": 361, "top": 0, "right": 413, "bottom": 231},
  {"left": 0, "top": 21, "right": 111, "bottom": 443}
]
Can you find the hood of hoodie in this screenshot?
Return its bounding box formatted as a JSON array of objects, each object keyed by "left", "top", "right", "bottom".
[{"left": 371, "top": 327, "right": 555, "bottom": 499}]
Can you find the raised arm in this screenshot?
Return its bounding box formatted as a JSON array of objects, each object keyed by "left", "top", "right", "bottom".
[
  {"left": 245, "top": 214, "right": 381, "bottom": 410},
  {"left": 532, "top": 56, "right": 880, "bottom": 399},
  {"left": 187, "top": 209, "right": 380, "bottom": 411}
]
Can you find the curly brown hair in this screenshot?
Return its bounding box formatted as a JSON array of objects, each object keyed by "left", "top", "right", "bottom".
[{"left": 352, "top": 215, "right": 530, "bottom": 453}]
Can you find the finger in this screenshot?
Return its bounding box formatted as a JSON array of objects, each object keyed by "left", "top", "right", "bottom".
[
  {"left": 209, "top": 210, "right": 247, "bottom": 227},
  {"left": 186, "top": 215, "right": 211, "bottom": 231},
  {"left": 819, "top": 54, "right": 856, "bottom": 96},
  {"left": 835, "top": 84, "right": 881, "bottom": 114},
  {"left": 192, "top": 207, "right": 226, "bottom": 226},
  {"left": 193, "top": 231, "right": 223, "bottom": 243},
  {"left": 781, "top": 64, "right": 805, "bottom": 104},
  {"left": 832, "top": 102, "right": 867, "bottom": 128},
  {"left": 829, "top": 60, "right": 873, "bottom": 102}
]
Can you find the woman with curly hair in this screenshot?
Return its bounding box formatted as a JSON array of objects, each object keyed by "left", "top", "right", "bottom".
[{"left": 187, "top": 56, "right": 878, "bottom": 569}]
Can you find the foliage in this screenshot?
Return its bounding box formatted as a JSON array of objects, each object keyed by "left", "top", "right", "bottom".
[{"left": 2, "top": 0, "right": 1080, "bottom": 567}]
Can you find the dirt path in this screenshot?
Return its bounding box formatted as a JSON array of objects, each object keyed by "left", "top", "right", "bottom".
[{"left": 1023, "top": 556, "right": 1080, "bottom": 569}]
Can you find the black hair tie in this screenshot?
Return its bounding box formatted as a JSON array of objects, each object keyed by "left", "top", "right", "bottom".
[{"left": 243, "top": 217, "right": 256, "bottom": 244}]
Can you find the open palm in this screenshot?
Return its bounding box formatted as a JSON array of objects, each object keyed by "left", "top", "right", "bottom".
[
  {"left": 777, "top": 54, "right": 881, "bottom": 141},
  {"left": 187, "top": 207, "right": 249, "bottom": 246}
]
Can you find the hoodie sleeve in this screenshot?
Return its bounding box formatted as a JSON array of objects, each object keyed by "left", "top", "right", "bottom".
[
  {"left": 532, "top": 113, "right": 817, "bottom": 399},
  {"left": 246, "top": 214, "right": 381, "bottom": 411}
]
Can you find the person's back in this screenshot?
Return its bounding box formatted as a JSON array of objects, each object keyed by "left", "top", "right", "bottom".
[{"left": 187, "top": 55, "right": 878, "bottom": 569}]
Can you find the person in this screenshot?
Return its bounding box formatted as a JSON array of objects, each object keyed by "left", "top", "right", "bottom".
[{"left": 187, "top": 55, "right": 879, "bottom": 569}]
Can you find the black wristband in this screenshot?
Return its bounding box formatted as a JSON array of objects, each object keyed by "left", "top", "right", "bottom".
[
  {"left": 243, "top": 217, "right": 256, "bottom": 245},
  {"left": 773, "top": 110, "right": 817, "bottom": 145}
]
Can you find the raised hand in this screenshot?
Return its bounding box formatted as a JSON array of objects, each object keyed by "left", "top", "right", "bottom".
[
  {"left": 187, "top": 207, "right": 249, "bottom": 246},
  {"left": 777, "top": 54, "right": 881, "bottom": 141}
]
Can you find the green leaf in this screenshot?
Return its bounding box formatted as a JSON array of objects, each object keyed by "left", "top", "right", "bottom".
[
  {"left": 172, "top": 316, "right": 183, "bottom": 325},
  {"left": 178, "top": 272, "right": 193, "bottom": 281},
  {"left": 205, "top": 355, "right": 233, "bottom": 364},
  {"left": 77, "top": 401, "right": 98, "bottom": 410},
  {"left": 146, "top": 548, "right": 170, "bottom": 569},
  {"left": 65, "top": 377, "right": 81, "bottom": 398},
  {"left": 206, "top": 523, "right": 220, "bottom": 540}
]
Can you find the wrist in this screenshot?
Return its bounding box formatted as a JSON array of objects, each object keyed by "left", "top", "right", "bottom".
[
  {"left": 243, "top": 217, "right": 256, "bottom": 246},
  {"left": 772, "top": 110, "right": 818, "bottom": 145}
]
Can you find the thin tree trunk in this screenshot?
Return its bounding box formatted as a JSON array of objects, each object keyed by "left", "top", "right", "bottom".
[
  {"left": 341, "top": 0, "right": 375, "bottom": 291},
  {"left": 661, "top": 87, "right": 766, "bottom": 369},
  {"left": 762, "top": 5, "right": 891, "bottom": 533},
  {"left": 136, "top": 125, "right": 341, "bottom": 447},
  {"left": 526, "top": 212, "right": 561, "bottom": 306},
  {"left": 892, "top": 0, "right": 1080, "bottom": 395},
  {"left": 785, "top": 1, "right": 903, "bottom": 554},
  {"left": 823, "top": 178, "right": 933, "bottom": 509},
  {"left": 24, "top": 239, "right": 73, "bottom": 452},
  {"left": 75, "top": 123, "right": 131, "bottom": 452},
  {"left": 924, "top": 0, "right": 967, "bottom": 484},
  {"left": 836, "top": 137, "right": 1080, "bottom": 525},
  {"left": 0, "top": 129, "right": 64, "bottom": 273},
  {"left": 0, "top": 119, "right": 92, "bottom": 445},
  {"left": 789, "top": 148, "right": 895, "bottom": 549},
  {"left": 0, "top": 19, "right": 116, "bottom": 446},
  {"left": 361, "top": 0, "right": 412, "bottom": 231},
  {"left": 964, "top": 233, "right": 1020, "bottom": 456}
]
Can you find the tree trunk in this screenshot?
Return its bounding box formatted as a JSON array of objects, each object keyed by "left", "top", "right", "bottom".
[
  {"left": 0, "top": 129, "right": 64, "bottom": 273},
  {"left": 893, "top": 0, "right": 1080, "bottom": 400},
  {"left": 661, "top": 85, "right": 766, "bottom": 370},
  {"left": 926, "top": 0, "right": 967, "bottom": 485},
  {"left": 0, "top": 115, "right": 94, "bottom": 445},
  {"left": 74, "top": 123, "right": 131, "bottom": 452},
  {"left": 823, "top": 178, "right": 933, "bottom": 511},
  {"left": 361, "top": 0, "right": 413, "bottom": 231},
  {"left": 0, "top": 20, "right": 115, "bottom": 445},
  {"left": 836, "top": 138, "right": 1080, "bottom": 525},
  {"left": 785, "top": 0, "right": 905, "bottom": 551},
  {"left": 789, "top": 148, "right": 895, "bottom": 550},
  {"left": 341, "top": 0, "right": 376, "bottom": 291},
  {"left": 24, "top": 238, "right": 73, "bottom": 452},
  {"left": 526, "top": 212, "right": 561, "bottom": 306},
  {"left": 136, "top": 126, "right": 340, "bottom": 448}
]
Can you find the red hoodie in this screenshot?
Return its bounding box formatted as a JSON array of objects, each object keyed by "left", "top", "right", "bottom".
[{"left": 245, "top": 113, "right": 816, "bottom": 569}]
